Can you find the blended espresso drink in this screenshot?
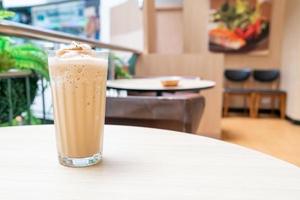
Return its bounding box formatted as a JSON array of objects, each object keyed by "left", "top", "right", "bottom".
[{"left": 48, "top": 42, "right": 108, "bottom": 167}]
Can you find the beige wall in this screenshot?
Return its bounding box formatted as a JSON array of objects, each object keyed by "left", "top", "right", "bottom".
[
  {"left": 155, "top": 0, "right": 286, "bottom": 69},
  {"left": 110, "top": 0, "right": 143, "bottom": 50},
  {"left": 152, "top": 0, "right": 287, "bottom": 112},
  {"left": 140, "top": 0, "right": 225, "bottom": 138},
  {"left": 110, "top": 0, "right": 298, "bottom": 137},
  {"left": 156, "top": 9, "right": 183, "bottom": 54},
  {"left": 136, "top": 54, "right": 224, "bottom": 138},
  {"left": 182, "top": 0, "right": 209, "bottom": 53},
  {"left": 111, "top": 0, "right": 286, "bottom": 68},
  {"left": 153, "top": 0, "right": 287, "bottom": 110},
  {"left": 111, "top": 1, "right": 224, "bottom": 137},
  {"left": 281, "top": 0, "right": 300, "bottom": 120}
]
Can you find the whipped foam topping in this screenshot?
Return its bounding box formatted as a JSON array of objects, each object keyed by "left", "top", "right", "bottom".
[{"left": 56, "top": 42, "right": 96, "bottom": 58}]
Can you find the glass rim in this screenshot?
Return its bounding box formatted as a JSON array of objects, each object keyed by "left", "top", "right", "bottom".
[{"left": 47, "top": 49, "right": 110, "bottom": 57}]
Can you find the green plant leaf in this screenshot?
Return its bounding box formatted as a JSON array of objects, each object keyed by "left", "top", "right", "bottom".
[
  {"left": 111, "top": 53, "right": 132, "bottom": 79},
  {"left": 0, "top": 36, "right": 49, "bottom": 79},
  {"left": 9, "top": 44, "right": 49, "bottom": 80},
  {"left": 13, "top": 59, "right": 49, "bottom": 80},
  {"left": 0, "top": 10, "right": 15, "bottom": 19}
]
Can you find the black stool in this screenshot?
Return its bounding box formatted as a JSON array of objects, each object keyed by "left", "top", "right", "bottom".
[
  {"left": 223, "top": 69, "right": 254, "bottom": 117},
  {"left": 252, "top": 70, "right": 286, "bottom": 118}
]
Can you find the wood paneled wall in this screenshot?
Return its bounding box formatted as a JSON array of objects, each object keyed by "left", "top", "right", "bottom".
[
  {"left": 155, "top": 0, "right": 287, "bottom": 69},
  {"left": 139, "top": 0, "right": 225, "bottom": 138},
  {"left": 136, "top": 54, "right": 224, "bottom": 138},
  {"left": 156, "top": 9, "right": 183, "bottom": 54},
  {"left": 110, "top": 0, "right": 288, "bottom": 137},
  {"left": 143, "top": 0, "right": 157, "bottom": 53},
  {"left": 110, "top": 0, "right": 143, "bottom": 50},
  {"left": 182, "top": 0, "right": 209, "bottom": 53}
]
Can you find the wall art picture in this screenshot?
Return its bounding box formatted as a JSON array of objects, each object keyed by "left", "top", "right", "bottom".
[{"left": 209, "top": 0, "right": 272, "bottom": 54}]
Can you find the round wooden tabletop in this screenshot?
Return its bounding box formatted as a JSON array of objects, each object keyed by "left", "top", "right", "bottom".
[
  {"left": 0, "top": 125, "right": 300, "bottom": 199},
  {"left": 107, "top": 78, "right": 215, "bottom": 93}
]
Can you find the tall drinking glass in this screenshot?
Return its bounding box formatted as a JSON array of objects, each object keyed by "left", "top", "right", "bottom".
[{"left": 48, "top": 48, "right": 108, "bottom": 167}]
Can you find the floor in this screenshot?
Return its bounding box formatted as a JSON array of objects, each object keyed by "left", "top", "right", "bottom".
[{"left": 221, "top": 117, "right": 300, "bottom": 167}]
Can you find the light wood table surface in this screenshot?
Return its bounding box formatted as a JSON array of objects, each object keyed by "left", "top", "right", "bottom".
[{"left": 0, "top": 125, "right": 300, "bottom": 199}]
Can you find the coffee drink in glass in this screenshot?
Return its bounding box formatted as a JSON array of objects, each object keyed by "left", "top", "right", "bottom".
[{"left": 48, "top": 42, "right": 108, "bottom": 167}]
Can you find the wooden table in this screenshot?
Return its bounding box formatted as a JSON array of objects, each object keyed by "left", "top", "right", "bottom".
[
  {"left": 0, "top": 125, "right": 300, "bottom": 199},
  {"left": 107, "top": 77, "right": 215, "bottom": 96}
]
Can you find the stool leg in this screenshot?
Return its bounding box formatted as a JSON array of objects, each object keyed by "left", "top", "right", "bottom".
[
  {"left": 247, "top": 94, "right": 251, "bottom": 117},
  {"left": 223, "top": 93, "right": 229, "bottom": 117},
  {"left": 249, "top": 93, "right": 255, "bottom": 118},
  {"left": 254, "top": 94, "right": 261, "bottom": 118},
  {"left": 270, "top": 96, "right": 275, "bottom": 116},
  {"left": 280, "top": 93, "right": 286, "bottom": 119},
  {"left": 243, "top": 96, "right": 247, "bottom": 115}
]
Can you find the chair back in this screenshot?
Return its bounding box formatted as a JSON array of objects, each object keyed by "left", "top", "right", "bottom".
[
  {"left": 253, "top": 69, "right": 280, "bottom": 89},
  {"left": 224, "top": 69, "right": 251, "bottom": 88},
  {"left": 225, "top": 69, "right": 251, "bottom": 82}
]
